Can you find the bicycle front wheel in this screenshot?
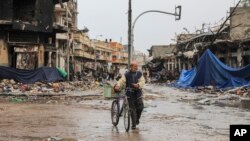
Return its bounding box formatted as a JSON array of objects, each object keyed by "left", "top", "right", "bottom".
[
  {"left": 111, "top": 100, "right": 119, "bottom": 126},
  {"left": 123, "top": 104, "right": 130, "bottom": 132}
]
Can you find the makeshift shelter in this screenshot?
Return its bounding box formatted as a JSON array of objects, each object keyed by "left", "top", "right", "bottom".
[
  {"left": 0, "top": 66, "right": 64, "bottom": 84},
  {"left": 175, "top": 49, "right": 250, "bottom": 88}
]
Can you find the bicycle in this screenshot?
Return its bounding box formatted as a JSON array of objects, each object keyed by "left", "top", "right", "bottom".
[{"left": 111, "top": 90, "right": 130, "bottom": 132}]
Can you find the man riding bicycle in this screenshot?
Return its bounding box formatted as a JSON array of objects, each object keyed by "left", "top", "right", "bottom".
[{"left": 114, "top": 61, "right": 145, "bottom": 129}]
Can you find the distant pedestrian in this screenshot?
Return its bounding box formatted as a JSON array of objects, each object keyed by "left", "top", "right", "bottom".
[{"left": 108, "top": 66, "right": 115, "bottom": 81}]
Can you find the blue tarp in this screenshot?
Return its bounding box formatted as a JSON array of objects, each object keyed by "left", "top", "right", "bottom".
[
  {"left": 0, "top": 66, "right": 64, "bottom": 84},
  {"left": 175, "top": 49, "right": 250, "bottom": 88}
]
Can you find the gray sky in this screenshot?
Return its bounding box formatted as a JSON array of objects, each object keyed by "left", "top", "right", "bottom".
[{"left": 78, "top": 0, "right": 238, "bottom": 54}]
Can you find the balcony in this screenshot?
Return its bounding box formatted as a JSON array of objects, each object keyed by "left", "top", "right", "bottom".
[
  {"left": 122, "top": 52, "right": 128, "bottom": 58},
  {"left": 74, "top": 50, "right": 95, "bottom": 60},
  {"left": 106, "top": 56, "right": 113, "bottom": 62},
  {"left": 97, "top": 55, "right": 105, "bottom": 61},
  {"left": 83, "top": 37, "right": 91, "bottom": 46},
  {"left": 53, "top": 24, "right": 68, "bottom": 33},
  {"left": 83, "top": 52, "right": 95, "bottom": 59},
  {"left": 74, "top": 50, "right": 83, "bottom": 57},
  {"left": 73, "top": 33, "right": 90, "bottom": 45},
  {"left": 56, "top": 33, "right": 68, "bottom": 40},
  {"left": 73, "top": 43, "right": 82, "bottom": 50},
  {"left": 112, "top": 58, "right": 128, "bottom": 64},
  {"left": 73, "top": 33, "right": 83, "bottom": 42},
  {"left": 94, "top": 41, "right": 110, "bottom": 50},
  {"left": 109, "top": 42, "right": 123, "bottom": 49},
  {"left": 112, "top": 51, "right": 121, "bottom": 56},
  {"left": 55, "top": 5, "right": 67, "bottom": 12}
]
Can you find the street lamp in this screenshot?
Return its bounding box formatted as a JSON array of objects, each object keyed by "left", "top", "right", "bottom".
[
  {"left": 128, "top": 0, "right": 132, "bottom": 69},
  {"left": 128, "top": 5, "right": 182, "bottom": 69}
]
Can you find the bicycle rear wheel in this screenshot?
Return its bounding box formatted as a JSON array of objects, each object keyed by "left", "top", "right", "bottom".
[
  {"left": 111, "top": 100, "right": 119, "bottom": 126},
  {"left": 123, "top": 104, "right": 130, "bottom": 132}
]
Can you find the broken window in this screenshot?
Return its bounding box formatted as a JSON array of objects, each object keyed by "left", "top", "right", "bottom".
[
  {"left": 0, "top": 0, "right": 13, "bottom": 20},
  {"left": 9, "top": 32, "right": 38, "bottom": 43},
  {"left": 13, "top": 0, "right": 36, "bottom": 22}
]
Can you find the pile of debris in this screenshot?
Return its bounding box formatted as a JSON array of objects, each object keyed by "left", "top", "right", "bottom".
[
  {"left": 0, "top": 77, "right": 98, "bottom": 95},
  {"left": 181, "top": 85, "right": 250, "bottom": 98},
  {"left": 223, "top": 86, "right": 250, "bottom": 97}
]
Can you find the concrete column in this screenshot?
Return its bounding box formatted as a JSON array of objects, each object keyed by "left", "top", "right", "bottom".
[
  {"left": 182, "top": 63, "right": 186, "bottom": 70},
  {"left": 169, "top": 61, "right": 171, "bottom": 71},
  {"left": 38, "top": 45, "right": 44, "bottom": 68},
  {"left": 0, "top": 39, "right": 8, "bottom": 66},
  {"left": 56, "top": 40, "right": 59, "bottom": 68},
  {"left": 188, "top": 61, "right": 192, "bottom": 70},
  {"left": 178, "top": 58, "right": 181, "bottom": 72},
  {"left": 48, "top": 52, "right": 52, "bottom": 67},
  {"left": 226, "top": 48, "right": 230, "bottom": 66},
  {"left": 174, "top": 58, "right": 176, "bottom": 70},
  {"left": 229, "top": 59, "right": 232, "bottom": 67},
  {"left": 237, "top": 48, "right": 242, "bottom": 67},
  {"left": 172, "top": 62, "right": 174, "bottom": 71}
]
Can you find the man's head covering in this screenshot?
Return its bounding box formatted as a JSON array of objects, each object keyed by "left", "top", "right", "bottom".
[{"left": 130, "top": 61, "right": 138, "bottom": 66}]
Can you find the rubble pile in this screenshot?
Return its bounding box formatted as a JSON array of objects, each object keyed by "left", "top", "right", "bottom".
[
  {"left": 61, "top": 79, "right": 98, "bottom": 91},
  {"left": 181, "top": 85, "right": 250, "bottom": 98},
  {"left": 223, "top": 86, "right": 250, "bottom": 97},
  {"left": 195, "top": 86, "right": 221, "bottom": 94},
  {"left": 0, "top": 77, "right": 98, "bottom": 95}
]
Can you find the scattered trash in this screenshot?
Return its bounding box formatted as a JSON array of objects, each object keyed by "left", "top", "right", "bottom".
[
  {"left": 0, "top": 78, "right": 98, "bottom": 95},
  {"left": 10, "top": 97, "right": 26, "bottom": 103}
]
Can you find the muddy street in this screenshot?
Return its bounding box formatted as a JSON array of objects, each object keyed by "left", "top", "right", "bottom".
[{"left": 0, "top": 84, "right": 250, "bottom": 141}]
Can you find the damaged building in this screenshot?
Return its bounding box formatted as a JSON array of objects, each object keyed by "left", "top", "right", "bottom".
[
  {"left": 176, "top": 6, "right": 250, "bottom": 70},
  {"left": 147, "top": 44, "right": 178, "bottom": 80},
  {"left": 0, "top": 0, "right": 128, "bottom": 81},
  {"left": 54, "top": 0, "right": 78, "bottom": 72},
  {"left": 72, "top": 30, "right": 95, "bottom": 73},
  {"left": 148, "top": 6, "right": 250, "bottom": 81},
  {"left": 0, "top": 0, "right": 69, "bottom": 70}
]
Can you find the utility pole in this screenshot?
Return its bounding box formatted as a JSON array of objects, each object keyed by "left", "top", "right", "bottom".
[
  {"left": 67, "top": 6, "right": 70, "bottom": 81},
  {"left": 128, "top": 0, "right": 132, "bottom": 69}
]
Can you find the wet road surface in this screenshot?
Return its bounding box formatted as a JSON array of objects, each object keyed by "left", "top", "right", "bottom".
[{"left": 0, "top": 84, "right": 250, "bottom": 141}]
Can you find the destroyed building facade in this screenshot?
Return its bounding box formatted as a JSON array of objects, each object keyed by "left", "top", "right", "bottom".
[
  {"left": 0, "top": 0, "right": 128, "bottom": 76},
  {"left": 0, "top": 0, "right": 69, "bottom": 70},
  {"left": 148, "top": 6, "right": 250, "bottom": 79}
]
